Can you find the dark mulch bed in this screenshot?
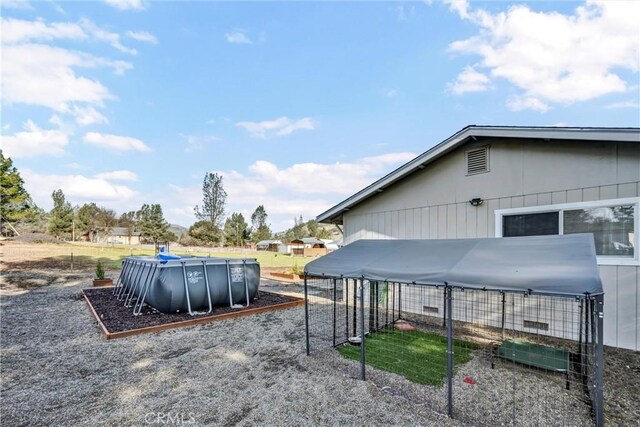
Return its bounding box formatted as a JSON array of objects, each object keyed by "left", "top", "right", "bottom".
[{"left": 83, "top": 287, "right": 302, "bottom": 334}]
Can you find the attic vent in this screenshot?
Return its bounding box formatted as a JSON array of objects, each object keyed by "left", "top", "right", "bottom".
[{"left": 466, "top": 146, "right": 489, "bottom": 175}]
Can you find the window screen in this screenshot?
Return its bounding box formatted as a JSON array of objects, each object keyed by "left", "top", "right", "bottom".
[
  {"left": 503, "top": 212, "right": 559, "bottom": 237},
  {"left": 564, "top": 205, "right": 635, "bottom": 257}
]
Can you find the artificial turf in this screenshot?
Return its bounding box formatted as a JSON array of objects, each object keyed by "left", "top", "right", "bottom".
[{"left": 337, "top": 327, "right": 477, "bottom": 386}]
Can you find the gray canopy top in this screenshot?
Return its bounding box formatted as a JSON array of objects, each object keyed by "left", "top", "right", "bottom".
[{"left": 304, "top": 234, "right": 603, "bottom": 297}]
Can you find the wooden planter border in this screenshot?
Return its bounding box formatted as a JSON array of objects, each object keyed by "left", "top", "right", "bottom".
[{"left": 82, "top": 289, "right": 304, "bottom": 340}]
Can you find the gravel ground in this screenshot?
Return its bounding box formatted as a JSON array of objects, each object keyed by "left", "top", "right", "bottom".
[
  {"left": 1, "top": 269, "right": 638, "bottom": 426},
  {"left": 0, "top": 271, "right": 460, "bottom": 427}
]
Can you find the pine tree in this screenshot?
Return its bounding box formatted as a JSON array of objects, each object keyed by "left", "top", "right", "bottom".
[
  {"left": 48, "top": 189, "right": 74, "bottom": 239},
  {"left": 224, "top": 212, "right": 249, "bottom": 246},
  {"left": 0, "top": 150, "right": 39, "bottom": 234},
  {"left": 75, "top": 203, "right": 100, "bottom": 240},
  {"left": 136, "top": 204, "right": 169, "bottom": 245}
]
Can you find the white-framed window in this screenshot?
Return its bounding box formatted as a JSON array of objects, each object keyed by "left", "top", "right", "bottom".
[{"left": 495, "top": 197, "right": 639, "bottom": 266}]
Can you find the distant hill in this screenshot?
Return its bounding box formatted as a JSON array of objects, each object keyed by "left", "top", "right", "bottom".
[
  {"left": 168, "top": 223, "right": 188, "bottom": 238},
  {"left": 274, "top": 219, "right": 342, "bottom": 242}
]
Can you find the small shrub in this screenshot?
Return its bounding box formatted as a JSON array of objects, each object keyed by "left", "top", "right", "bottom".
[
  {"left": 291, "top": 261, "right": 303, "bottom": 276},
  {"left": 95, "top": 261, "right": 105, "bottom": 280}
]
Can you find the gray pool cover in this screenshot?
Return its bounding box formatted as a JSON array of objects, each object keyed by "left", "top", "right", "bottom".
[{"left": 304, "top": 234, "right": 602, "bottom": 296}]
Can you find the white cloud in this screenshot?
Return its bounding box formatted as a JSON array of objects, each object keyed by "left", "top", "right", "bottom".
[
  {"left": 22, "top": 170, "right": 138, "bottom": 209},
  {"left": 447, "top": 65, "right": 491, "bottom": 94},
  {"left": 446, "top": 0, "right": 640, "bottom": 109},
  {"left": 182, "top": 134, "right": 220, "bottom": 153},
  {"left": 225, "top": 30, "right": 253, "bottom": 44},
  {"left": 506, "top": 96, "right": 550, "bottom": 113},
  {"left": 78, "top": 19, "right": 136, "bottom": 55},
  {"left": 1, "top": 18, "right": 137, "bottom": 55},
  {"left": 94, "top": 170, "right": 138, "bottom": 181},
  {"left": 0, "top": 120, "right": 68, "bottom": 158},
  {"left": 83, "top": 132, "right": 151, "bottom": 152},
  {"left": 126, "top": 30, "right": 157, "bottom": 44},
  {"left": 103, "top": 0, "right": 146, "bottom": 11},
  {"left": 236, "top": 117, "right": 315, "bottom": 138},
  {"left": 383, "top": 88, "right": 398, "bottom": 98},
  {"left": 2, "top": 43, "right": 130, "bottom": 111},
  {"left": 605, "top": 100, "right": 639, "bottom": 109},
  {"left": 73, "top": 106, "right": 109, "bottom": 126},
  {"left": 0, "top": 0, "right": 33, "bottom": 10},
  {"left": 162, "top": 151, "right": 416, "bottom": 229},
  {"left": 1, "top": 17, "right": 86, "bottom": 43}
]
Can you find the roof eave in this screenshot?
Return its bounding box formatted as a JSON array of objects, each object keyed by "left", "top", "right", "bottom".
[{"left": 317, "top": 126, "right": 640, "bottom": 224}]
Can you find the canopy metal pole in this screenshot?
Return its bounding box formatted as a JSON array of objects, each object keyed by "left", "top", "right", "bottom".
[
  {"left": 332, "top": 278, "right": 337, "bottom": 347},
  {"left": 442, "top": 286, "right": 447, "bottom": 328},
  {"left": 445, "top": 283, "right": 453, "bottom": 417},
  {"left": 345, "top": 278, "right": 349, "bottom": 339},
  {"left": 369, "top": 281, "right": 375, "bottom": 331},
  {"left": 304, "top": 273, "right": 310, "bottom": 356},
  {"left": 501, "top": 292, "right": 506, "bottom": 341},
  {"left": 595, "top": 295, "right": 604, "bottom": 427},
  {"left": 359, "top": 278, "right": 366, "bottom": 381},
  {"left": 353, "top": 279, "right": 357, "bottom": 335}
]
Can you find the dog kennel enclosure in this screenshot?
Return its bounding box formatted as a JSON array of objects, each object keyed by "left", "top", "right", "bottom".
[{"left": 304, "top": 235, "right": 604, "bottom": 426}]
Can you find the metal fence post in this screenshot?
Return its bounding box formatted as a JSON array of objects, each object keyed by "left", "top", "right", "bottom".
[
  {"left": 595, "top": 295, "right": 604, "bottom": 427},
  {"left": 445, "top": 283, "right": 453, "bottom": 417},
  {"left": 304, "top": 274, "right": 310, "bottom": 356},
  {"left": 359, "top": 278, "right": 366, "bottom": 381},
  {"left": 332, "top": 278, "right": 337, "bottom": 347}
]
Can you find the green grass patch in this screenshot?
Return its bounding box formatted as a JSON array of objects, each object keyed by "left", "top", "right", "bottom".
[{"left": 337, "top": 327, "right": 477, "bottom": 386}]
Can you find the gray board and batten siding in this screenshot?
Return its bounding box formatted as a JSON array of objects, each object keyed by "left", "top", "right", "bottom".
[{"left": 317, "top": 126, "right": 640, "bottom": 350}]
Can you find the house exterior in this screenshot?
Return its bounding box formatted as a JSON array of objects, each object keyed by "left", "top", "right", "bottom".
[
  {"left": 290, "top": 238, "right": 328, "bottom": 257},
  {"left": 256, "top": 239, "right": 281, "bottom": 251},
  {"left": 100, "top": 227, "right": 141, "bottom": 245},
  {"left": 317, "top": 126, "right": 640, "bottom": 351}
]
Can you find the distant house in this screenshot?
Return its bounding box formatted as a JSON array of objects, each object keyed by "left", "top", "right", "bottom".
[
  {"left": 317, "top": 125, "right": 640, "bottom": 351},
  {"left": 322, "top": 238, "right": 342, "bottom": 252},
  {"left": 290, "top": 238, "right": 327, "bottom": 257},
  {"left": 256, "top": 239, "right": 282, "bottom": 251},
  {"left": 100, "top": 227, "right": 141, "bottom": 245}
]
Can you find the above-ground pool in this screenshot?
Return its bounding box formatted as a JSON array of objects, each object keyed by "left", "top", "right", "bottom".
[{"left": 114, "top": 256, "right": 260, "bottom": 315}]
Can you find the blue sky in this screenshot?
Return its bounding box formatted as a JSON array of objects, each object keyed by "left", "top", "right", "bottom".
[{"left": 1, "top": 0, "right": 639, "bottom": 230}]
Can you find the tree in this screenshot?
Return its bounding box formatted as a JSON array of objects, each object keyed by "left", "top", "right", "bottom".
[
  {"left": 224, "top": 212, "right": 249, "bottom": 246},
  {"left": 48, "top": 189, "right": 74, "bottom": 239},
  {"left": 93, "top": 206, "right": 117, "bottom": 239},
  {"left": 316, "top": 226, "right": 331, "bottom": 240},
  {"left": 194, "top": 172, "right": 227, "bottom": 228},
  {"left": 307, "top": 219, "right": 319, "bottom": 238},
  {"left": 136, "top": 204, "right": 169, "bottom": 245},
  {"left": 75, "top": 203, "right": 100, "bottom": 241},
  {"left": 291, "top": 215, "right": 306, "bottom": 239},
  {"left": 188, "top": 220, "right": 222, "bottom": 246},
  {"left": 119, "top": 210, "right": 138, "bottom": 244},
  {"left": 0, "top": 150, "right": 39, "bottom": 234},
  {"left": 250, "top": 205, "right": 272, "bottom": 242}
]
